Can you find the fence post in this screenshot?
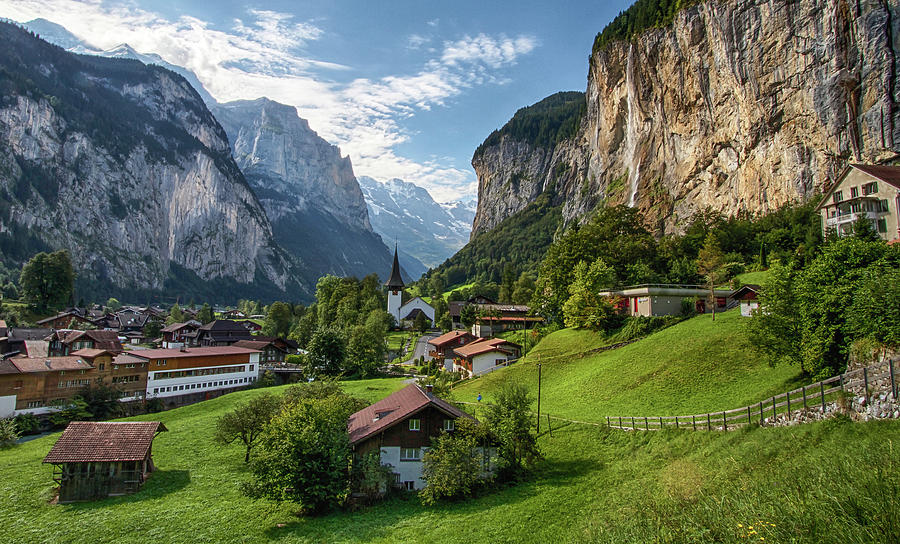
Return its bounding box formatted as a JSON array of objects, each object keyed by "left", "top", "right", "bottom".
[
  {"left": 820, "top": 381, "right": 826, "bottom": 412},
  {"left": 786, "top": 391, "right": 791, "bottom": 419},
  {"left": 632, "top": 416, "right": 635, "bottom": 431},
  {"left": 619, "top": 416, "right": 622, "bottom": 429},
  {"left": 759, "top": 402, "right": 764, "bottom": 425},
  {"left": 802, "top": 385, "right": 807, "bottom": 410},
  {"left": 772, "top": 396, "right": 777, "bottom": 420},
  {"left": 747, "top": 405, "right": 752, "bottom": 426},
  {"left": 659, "top": 416, "right": 663, "bottom": 429},
  {"left": 645, "top": 416, "right": 649, "bottom": 431},
  {"left": 675, "top": 416, "right": 679, "bottom": 429},
  {"left": 707, "top": 413, "right": 711, "bottom": 431},
  {"left": 723, "top": 411, "right": 727, "bottom": 431},
  {"left": 692, "top": 415, "right": 696, "bottom": 431},
  {"left": 606, "top": 416, "right": 610, "bottom": 428},
  {"left": 863, "top": 368, "right": 869, "bottom": 405},
  {"left": 839, "top": 374, "right": 844, "bottom": 392},
  {"left": 891, "top": 360, "right": 897, "bottom": 401}
]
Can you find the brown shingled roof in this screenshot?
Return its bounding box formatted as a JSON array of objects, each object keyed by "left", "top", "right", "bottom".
[
  {"left": 348, "top": 384, "right": 473, "bottom": 446},
  {"left": 849, "top": 164, "right": 900, "bottom": 189},
  {"left": 43, "top": 421, "right": 167, "bottom": 464},
  {"left": 126, "top": 346, "right": 260, "bottom": 360},
  {"left": 428, "top": 330, "right": 475, "bottom": 348},
  {"left": 9, "top": 356, "right": 92, "bottom": 373},
  {"left": 453, "top": 337, "right": 521, "bottom": 359}
]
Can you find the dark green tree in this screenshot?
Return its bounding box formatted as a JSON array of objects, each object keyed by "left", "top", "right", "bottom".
[
  {"left": 420, "top": 418, "right": 488, "bottom": 504},
  {"left": 263, "top": 301, "right": 294, "bottom": 338},
  {"left": 196, "top": 303, "right": 214, "bottom": 324},
  {"left": 19, "top": 250, "right": 75, "bottom": 313},
  {"left": 306, "top": 327, "right": 347, "bottom": 377},
  {"left": 483, "top": 382, "right": 541, "bottom": 480}
]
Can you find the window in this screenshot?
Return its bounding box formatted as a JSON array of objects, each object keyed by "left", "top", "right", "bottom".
[
  {"left": 98, "top": 363, "right": 105, "bottom": 371},
  {"left": 408, "top": 419, "right": 421, "bottom": 431},
  {"left": 850, "top": 186, "right": 859, "bottom": 198},
  {"left": 157, "top": 360, "right": 167, "bottom": 366},
  {"left": 863, "top": 181, "right": 878, "bottom": 195},
  {"left": 154, "top": 388, "right": 159, "bottom": 394},
  {"left": 443, "top": 419, "right": 455, "bottom": 431},
  {"left": 400, "top": 448, "right": 421, "bottom": 461},
  {"left": 403, "top": 481, "right": 415, "bottom": 491},
  {"left": 249, "top": 365, "right": 254, "bottom": 371},
  {"left": 880, "top": 199, "right": 890, "bottom": 212},
  {"left": 26, "top": 401, "right": 43, "bottom": 408},
  {"left": 833, "top": 191, "right": 843, "bottom": 203},
  {"left": 13, "top": 380, "right": 22, "bottom": 389},
  {"left": 59, "top": 371, "right": 66, "bottom": 376},
  {"left": 878, "top": 218, "right": 888, "bottom": 233}
]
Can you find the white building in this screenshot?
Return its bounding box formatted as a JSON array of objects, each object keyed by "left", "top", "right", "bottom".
[
  {"left": 129, "top": 346, "right": 261, "bottom": 402},
  {"left": 384, "top": 246, "right": 434, "bottom": 328}
]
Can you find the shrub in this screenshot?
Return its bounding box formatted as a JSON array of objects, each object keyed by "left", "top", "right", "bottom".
[
  {"left": 0, "top": 417, "right": 19, "bottom": 448},
  {"left": 13, "top": 413, "right": 40, "bottom": 435}
]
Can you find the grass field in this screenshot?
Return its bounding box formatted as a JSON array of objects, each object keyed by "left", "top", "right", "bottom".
[
  {"left": 734, "top": 270, "right": 770, "bottom": 286},
  {"left": 1, "top": 387, "right": 897, "bottom": 543},
  {"left": 453, "top": 310, "right": 802, "bottom": 419}
]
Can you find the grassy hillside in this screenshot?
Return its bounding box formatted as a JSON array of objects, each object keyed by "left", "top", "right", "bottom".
[
  {"left": 1, "top": 400, "right": 896, "bottom": 542},
  {"left": 453, "top": 310, "right": 803, "bottom": 418}
]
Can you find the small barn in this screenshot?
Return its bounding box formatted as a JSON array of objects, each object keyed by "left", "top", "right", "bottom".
[
  {"left": 732, "top": 284, "right": 761, "bottom": 317},
  {"left": 43, "top": 421, "right": 167, "bottom": 503}
]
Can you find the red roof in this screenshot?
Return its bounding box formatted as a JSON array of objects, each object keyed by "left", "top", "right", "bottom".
[
  {"left": 453, "top": 337, "right": 521, "bottom": 359},
  {"left": 849, "top": 164, "right": 900, "bottom": 189},
  {"left": 348, "top": 384, "right": 473, "bottom": 446},
  {"left": 9, "top": 356, "right": 93, "bottom": 373},
  {"left": 231, "top": 340, "right": 273, "bottom": 350},
  {"left": 44, "top": 422, "right": 167, "bottom": 464},
  {"left": 427, "top": 330, "right": 475, "bottom": 348},
  {"left": 125, "top": 346, "right": 260, "bottom": 360},
  {"left": 71, "top": 348, "right": 114, "bottom": 359}
]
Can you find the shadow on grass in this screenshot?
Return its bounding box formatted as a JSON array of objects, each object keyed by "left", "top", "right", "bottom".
[
  {"left": 66, "top": 469, "right": 191, "bottom": 509},
  {"left": 262, "top": 455, "right": 602, "bottom": 541}
]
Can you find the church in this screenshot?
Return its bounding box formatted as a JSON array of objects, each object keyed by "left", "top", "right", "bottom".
[{"left": 385, "top": 246, "right": 435, "bottom": 328}]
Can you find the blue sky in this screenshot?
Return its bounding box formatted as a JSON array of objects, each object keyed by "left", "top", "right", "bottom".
[{"left": 1, "top": 0, "right": 633, "bottom": 201}]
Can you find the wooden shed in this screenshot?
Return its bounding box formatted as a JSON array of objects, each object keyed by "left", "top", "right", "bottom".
[{"left": 43, "top": 421, "right": 167, "bottom": 503}]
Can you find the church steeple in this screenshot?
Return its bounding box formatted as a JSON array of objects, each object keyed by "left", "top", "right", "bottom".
[{"left": 385, "top": 244, "right": 405, "bottom": 290}]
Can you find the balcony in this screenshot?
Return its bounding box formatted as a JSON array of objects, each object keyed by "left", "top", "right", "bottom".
[{"left": 826, "top": 211, "right": 878, "bottom": 227}]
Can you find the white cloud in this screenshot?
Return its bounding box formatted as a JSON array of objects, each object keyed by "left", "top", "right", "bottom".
[
  {"left": 0, "top": 1, "right": 537, "bottom": 201},
  {"left": 407, "top": 33, "right": 429, "bottom": 49}
]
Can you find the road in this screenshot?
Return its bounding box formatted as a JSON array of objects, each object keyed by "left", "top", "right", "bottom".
[{"left": 403, "top": 332, "right": 438, "bottom": 365}]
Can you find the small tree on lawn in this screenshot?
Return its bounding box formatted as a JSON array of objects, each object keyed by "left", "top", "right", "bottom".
[
  {"left": 420, "top": 418, "right": 485, "bottom": 505},
  {"left": 214, "top": 393, "right": 280, "bottom": 463},
  {"left": 697, "top": 234, "right": 726, "bottom": 321},
  {"left": 245, "top": 394, "right": 358, "bottom": 513},
  {"left": 0, "top": 417, "right": 19, "bottom": 448},
  {"left": 483, "top": 382, "right": 541, "bottom": 480}
]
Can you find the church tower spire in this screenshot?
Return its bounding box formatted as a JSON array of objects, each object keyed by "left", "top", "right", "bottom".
[
  {"left": 385, "top": 244, "right": 405, "bottom": 290},
  {"left": 386, "top": 244, "right": 404, "bottom": 324}
]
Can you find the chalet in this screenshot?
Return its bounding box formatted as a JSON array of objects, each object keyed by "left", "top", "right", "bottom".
[
  {"left": 348, "top": 384, "right": 475, "bottom": 490},
  {"left": 36, "top": 310, "right": 95, "bottom": 330},
  {"left": 160, "top": 321, "right": 201, "bottom": 349},
  {"left": 450, "top": 296, "right": 541, "bottom": 336},
  {"left": 43, "top": 421, "right": 167, "bottom": 503},
  {"left": 132, "top": 346, "right": 260, "bottom": 407},
  {"left": 73, "top": 349, "right": 148, "bottom": 401},
  {"left": 732, "top": 284, "right": 762, "bottom": 317},
  {"left": 452, "top": 337, "right": 522, "bottom": 377},
  {"left": 385, "top": 247, "right": 435, "bottom": 327},
  {"left": 0, "top": 356, "right": 98, "bottom": 415},
  {"left": 222, "top": 309, "right": 247, "bottom": 319},
  {"left": 0, "top": 328, "right": 51, "bottom": 357},
  {"left": 47, "top": 329, "right": 123, "bottom": 357},
  {"left": 427, "top": 330, "right": 477, "bottom": 370},
  {"left": 598, "top": 284, "right": 733, "bottom": 317},
  {"left": 235, "top": 320, "right": 263, "bottom": 332},
  {"left": 232, "top": 339, "right": 289, "bottom": 364},
  {"left": 192, "top": 320, "right": 255, "bottom": 347},
  {"left": 816, "top": 164, "right": 900, "bottom": 242},
  {"left": 115, "top": 309, "right": 150, "bottom": 334}
]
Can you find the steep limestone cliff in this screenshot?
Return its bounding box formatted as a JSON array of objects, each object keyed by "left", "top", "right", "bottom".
[
  {"left": 0, "top": 23, "right": 300, "bottom": 302},
  {"left": 473, "top": 0, "right": 900, "bottom": 236},
  {"left": 212, "top": 98, "right": 397, "bottom": 284}
]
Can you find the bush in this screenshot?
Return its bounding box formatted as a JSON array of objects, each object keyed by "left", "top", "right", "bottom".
[
  {"left": 420, "top": 419, "right": 486, "bottom": 505},
  {"left": 0, "top": 417, "right": 19, "bottom": 448},
  {"left": 13, "top": 413, "right": 40, "bottom": 435},
  {"left": 612, "top": 316, "right": 682, "bottom": 343}
]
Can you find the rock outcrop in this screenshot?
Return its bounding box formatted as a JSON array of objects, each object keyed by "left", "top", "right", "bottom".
[
  {"left": 212, "top": 98, "right": 397, "bottom": 285},
  {"left": 473, "top": 0, "right": 900, "bottom": 236},
  {"left": 0, "top": 22, "right": 300, "bottom": 302}
]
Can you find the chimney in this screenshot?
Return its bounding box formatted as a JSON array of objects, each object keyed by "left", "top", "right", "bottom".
[{"left": 425, "top": 384, "right": 433, "bottom": 394}]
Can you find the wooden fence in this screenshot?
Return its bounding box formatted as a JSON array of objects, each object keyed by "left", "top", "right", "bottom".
[{"left": 605, "top": 357, "right": 899, "bottom": 432}]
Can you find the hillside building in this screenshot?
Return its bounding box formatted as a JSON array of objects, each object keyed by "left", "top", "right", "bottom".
[
  {"left": 599, "top": 284, "right": 733, "bottom": 317},
  {"left": 427, "top": 330, "right": 477, "bottom": 370},
  {"left": 732, "top": 284, "right": 761, "bottom": 317},
  {"left": 133, "top": 346, "right": 260, "bottom": 407},
  {"left": 384, "top": 246, "right": 435, "bottom": 327},
  {"left": 44, "top": 421, "right": 167, "bottom": 503},
  {"left": 449, "top": 296, "right": 542, "bottom": 336},
  {"left": 816, "top": 164, "right": 900, "bottom": 242},
  {"left": 348, "top": 384, "right": 477, "bottom": 491},
  {"left": 452, "top": 337, "right": 522, "bottom": 377},
  {"left": 0, "top": 355, "right": 99, "bottom": 416}
]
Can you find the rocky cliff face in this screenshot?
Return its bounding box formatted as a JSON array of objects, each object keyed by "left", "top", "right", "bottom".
[
  {"left": 0, "top": 23, "right": 299, "bottom": 302},
  {"left": 473, "top": 0, "right": 900, "bottom": 235},
  {"left": 212, "top": 99, "right": 396, "bottom": 284}
]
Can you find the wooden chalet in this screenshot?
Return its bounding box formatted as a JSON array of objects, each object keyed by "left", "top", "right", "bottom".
[
  {"left": 231, "top": 338, "right": 290, "bottom": 364},
  {"left": 160, "top": 320, "right": 201, "bottom": 348},
  {"left": 0, "top": 356, "right": 98, "bottom": 414},
  {"left": 35, "top": 310, "right": 95, "bottom": 330},
  {"left": 427, "top": 330, "right": 476, "bottom": 369},
  {"left": 193, "top": 320, "right": 255, "bottom": 347},
  {"left": 43, "top": 421, "right": 167, "bottom": 503},
  {"left": 732, "top": 284, "right": 761, "bottom": 317},
  {"left": 452, "top": 337, "right": 521, "bottom": 377},
  {"left": 0, "top": 328, "right": 51, "bottom": 357},
  {"left": 348, "top": 384, "right": 475, "bottom": 490},
  {"left": 47, "top": 330, "right": 123, "bottom": 357}
]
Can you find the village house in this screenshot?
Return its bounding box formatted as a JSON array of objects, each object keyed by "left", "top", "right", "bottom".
[
  {"left": 0, "top": 327, "right": 52, "bottom": 357},
  {"left": 427, "top": 330, "right": 477, "bottom": 370},
  {"left": 73, "top": 349, "right": 149, "bottom": 402},
  {"left": 35, "top": 310, "right": 96, "bottom": 330},
  {"left": 598, "top": 284, "right": 733, "bottom": 317},
  {"left": 43, "top": 421, "right": 167, "bottom": 503},
  {"left": 235, "top": 319, "right": 263, "bottom": 333},
  {"left": 732, "top": 284, "right": 761, "bottom": 317},
  {"left": 160, "top": 321, "right": 201, "bottom": 349},
  {"left": 348, "top": 384, "right": 475, "bottom": 491},
  {"left": 47, "top": 329, "right": 123, "bottom": 357},
  {"left": 0, "top": 355, "right": 99, "bottom": 415},
  {"left": 452, "top": 337, "right": 522, "bottom": 377},
  {"left": 816, "top": 164, "right": 900, "bottom": 242},
  {"left": 449, "top": 296, "right": 542, "bottom": 336},
  {"left": 192, "top": 320, "right": 256, "bottom": 347},
  {"left": 133, "top": 346, "right": 260, "bottom": 407},
  {"left": 232, "top": 338, "right": 291, "bottom": 364},
  {"left": 385, "top": 247, "right": 436, "bottom": 328}
]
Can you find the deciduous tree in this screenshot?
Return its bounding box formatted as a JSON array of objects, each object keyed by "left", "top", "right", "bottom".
[
  {"left": 214, "top": 393, "right": 280, "bottom": 463},
  {"left": 19, "top": 250, "right": 75, "bottom": 312}
]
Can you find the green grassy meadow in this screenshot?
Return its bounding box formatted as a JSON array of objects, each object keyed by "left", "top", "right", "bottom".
[
  {"left": 2, "top": 311, "right": 897, "bottom": 543},
  {"left": 453, "top": 310, "right": 802, "bottom": 419}
]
